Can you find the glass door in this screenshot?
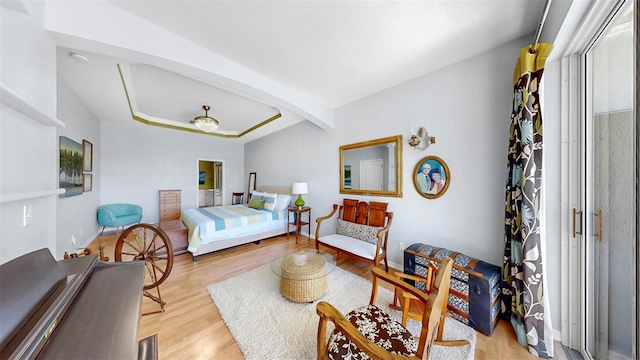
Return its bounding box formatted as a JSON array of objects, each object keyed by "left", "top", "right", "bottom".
[{"left": 582, "top": 3, "right": 635, "bottom": 359}]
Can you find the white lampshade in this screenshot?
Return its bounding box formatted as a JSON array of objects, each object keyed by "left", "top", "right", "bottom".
[{"left": 291, "top": 182, "right": 308, "bottom": 195}]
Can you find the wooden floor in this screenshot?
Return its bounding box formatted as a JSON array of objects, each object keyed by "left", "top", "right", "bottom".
[{"left": 89, "top": 233, "right": 563, "bottom": 360}]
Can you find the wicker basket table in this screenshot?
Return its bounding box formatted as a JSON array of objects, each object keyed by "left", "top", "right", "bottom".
[{"left": 271, "top": 249, "right": 336, "bottom": 302}]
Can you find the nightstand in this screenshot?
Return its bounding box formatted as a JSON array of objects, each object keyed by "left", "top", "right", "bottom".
[
  {"left": 157, "top": 220, "right": 188, "bottom": 255},
  {"left": 286, "top": 206, "right": 311, "bottom": 244}
]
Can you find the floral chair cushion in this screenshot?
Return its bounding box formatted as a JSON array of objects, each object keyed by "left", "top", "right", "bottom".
[{"left": 326, "top": 304, "right": 417, "bottom": 359}]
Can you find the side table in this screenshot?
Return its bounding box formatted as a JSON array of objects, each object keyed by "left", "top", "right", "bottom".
[
  {"left": 286, "top": 206, "right": 311, "bottom": 244},
  {"left": 270, "top": 248, "right": 336, "bottom": 302},
  {"left": 157, "top": 220, "right": 189, "bottom": 255}
]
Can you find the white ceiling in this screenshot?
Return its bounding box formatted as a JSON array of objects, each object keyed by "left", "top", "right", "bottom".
[{"left": 51, "top": 0, "right": 544, "bottom": 142}]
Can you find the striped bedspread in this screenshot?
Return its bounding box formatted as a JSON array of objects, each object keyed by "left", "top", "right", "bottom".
[{"left": 181, "top": 205, "right": 281, "bottom": 249}]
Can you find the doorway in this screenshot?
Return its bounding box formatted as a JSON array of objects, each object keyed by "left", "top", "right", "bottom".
[
  {"left": 197, "top": 159, "right": 224, "bottom": 207},
  {"left": 566, "top": 1, "right": 637, "bottom": 359},
  {"left": 359, "top": 159, "right": 383, "bottom": 190},
  {"left": 582, "top": 4, "right": 635, "bottom": 359}
]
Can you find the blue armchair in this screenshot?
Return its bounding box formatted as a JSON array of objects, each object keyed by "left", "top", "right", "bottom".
[{"left": 97, "top": 204, "right": 143, "bottom": 235}]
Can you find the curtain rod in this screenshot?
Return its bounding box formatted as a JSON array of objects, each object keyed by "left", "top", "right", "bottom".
[{"left": 530, "top": 0, "right": 553, "bottom": 53}]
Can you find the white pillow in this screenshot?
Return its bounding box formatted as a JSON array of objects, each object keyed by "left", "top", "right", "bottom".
[
  {"left": 262, "top": 192, "right": 278, "bottom": 211},
  {"left": 274, "top": 194, "right": 292, "bottom": 211},
  {"left": 250, "top": 191, "right": 265, "bottom": 202}
]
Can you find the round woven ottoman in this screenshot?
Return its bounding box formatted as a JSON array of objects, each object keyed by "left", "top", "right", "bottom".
[{"left": 280, "top": 253, "right": 327, "bottom": 302}]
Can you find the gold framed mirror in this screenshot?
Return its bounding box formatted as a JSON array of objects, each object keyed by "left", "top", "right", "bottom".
[{"left": 340, "top": 135, "right": 403, "bottom": 197}]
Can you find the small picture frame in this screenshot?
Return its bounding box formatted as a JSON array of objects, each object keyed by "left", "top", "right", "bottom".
[
  {"left": 413, "top": 156, "right": 450, "bottom": 199},
  {"left": 343, "top": 165, "right": 352, "bottom": 189},
  {"left": 83, "top": 173, "right": 93, "bottom": 192},
  {"left": 82, "top": 140, "right": 93, "bottom": 172}
]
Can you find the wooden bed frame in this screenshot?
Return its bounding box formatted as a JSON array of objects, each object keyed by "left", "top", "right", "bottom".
[{"left": 189, "top": 186, "right": 292, "bottom": 261}]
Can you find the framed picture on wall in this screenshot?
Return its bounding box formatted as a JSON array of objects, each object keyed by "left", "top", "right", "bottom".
[
  {"left": 413, "top": 156, "right": 450, "bottom": 199},
  {"left": 82, "top": 140, "right": 93, "bottom": 172},
  {"left": 344, "top": 165, "right": 352, "bottom": 189},
  {"left": 83, "top": 173, "right": 93, "bottom": 192},
  {"left": 59, "top": 136, "right": 83, "bottom": 198}
]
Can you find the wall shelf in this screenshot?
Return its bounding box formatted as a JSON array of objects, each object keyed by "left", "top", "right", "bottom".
[
  {"left": 0, "top": 189, "right": 66, "bottom": 204},
  {"left": 0, "top": 82, "right": 65, "bottom": 127}
]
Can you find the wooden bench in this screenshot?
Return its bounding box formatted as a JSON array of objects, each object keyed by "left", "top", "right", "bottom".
[{"left": 315, "top": 199, "right": 392, "bottom": 271}]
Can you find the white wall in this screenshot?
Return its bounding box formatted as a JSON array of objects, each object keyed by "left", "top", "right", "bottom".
[
  {"left": 248, "top": 34, "right": 530, "bottom": 264},
  {"left": 1, "top": 4, "right": 56, "bottom": 116},
  {"left": 56, "top": 77, "right": 102, "bottom": 256},
  {"left": 0, "top": 106, "right": 58, "bottom": 263},
  {"left": 100, "top": 122, "right": 245, "bottom": 223},
  {"left": 0, "top": 4, "right": 59, "bottom": 264}
]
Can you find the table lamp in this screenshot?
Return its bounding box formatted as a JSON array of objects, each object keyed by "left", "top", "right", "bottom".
[{"left": 292, "top": 182, "right": 308, "bottom": 208}]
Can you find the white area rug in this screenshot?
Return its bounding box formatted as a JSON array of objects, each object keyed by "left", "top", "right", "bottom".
[{"left": 207, "top": 263, "right": 476, "bottom": 360}]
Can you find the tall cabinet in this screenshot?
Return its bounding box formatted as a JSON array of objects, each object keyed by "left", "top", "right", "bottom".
[
  {"left": 158, "top": 189, "right": 187, "bottom": 255},
  {"left": 159, "top": 190, "right": 181, "bottom": 222}
]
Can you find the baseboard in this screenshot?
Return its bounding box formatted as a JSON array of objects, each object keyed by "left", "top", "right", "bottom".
[
  {"left": 554, "top": 329, "right": 562, "bottom": 342},
  {"left": 99, "top": 229, "right": 120, "bottom": 235},
  {"left": 608, "top": 349, "right": 632, "bottom": 360},
  {"left": 80, "top": 230, "right": 104, "bottom": 250}
]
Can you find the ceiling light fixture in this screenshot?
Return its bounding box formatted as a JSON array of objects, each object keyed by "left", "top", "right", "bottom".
[
  {"left": 192, "top": 105, "right": 219, "bottom": 133},
  {"left": 69, "top": 52, "right": 90, "bottom": 63}
]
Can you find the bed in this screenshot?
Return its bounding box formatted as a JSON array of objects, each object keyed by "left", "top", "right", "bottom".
[{"left": 180, "top": 186, "right": 293, "bottom": 260}]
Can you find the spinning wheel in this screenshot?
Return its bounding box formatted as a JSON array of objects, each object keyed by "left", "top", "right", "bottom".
[{"left": 115, "top": 223, "right": 174, "bottom": 314}]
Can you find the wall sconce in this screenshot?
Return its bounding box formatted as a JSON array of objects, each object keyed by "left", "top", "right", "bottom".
[{"left": 408, "top": 126, "right": 436, "bottom": 150}]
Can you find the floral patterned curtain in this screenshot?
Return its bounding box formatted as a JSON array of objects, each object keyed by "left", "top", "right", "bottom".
[{"left": 502, "top": 43, "right": 554, "bottom": 358}]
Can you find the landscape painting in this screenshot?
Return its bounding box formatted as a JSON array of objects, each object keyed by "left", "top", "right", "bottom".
[
  {"left": 344, "top": 165, "right": 352, "bottom": 189},
  {"left": 59, "top": 136, "right": 83, "bottom": 197}
]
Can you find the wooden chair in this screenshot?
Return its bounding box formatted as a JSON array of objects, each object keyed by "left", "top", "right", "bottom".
[
  {"left": 231, "top": 192, "right": 244, "bottom": 205},
  {"left": 390, "top": 258, "right": 470, "bottom": 347},
  {"left": 316, "top": 257, "right": 455, "bottom": 360}
]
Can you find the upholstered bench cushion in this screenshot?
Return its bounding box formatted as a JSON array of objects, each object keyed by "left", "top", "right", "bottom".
[
  {"left": 335, "top": 219, "right": 382, "bottom": 245},
  {"left": 317, "top": 234, "right": 382, "bottom": 261},
  {"left": 326, "top": 304, "right": 417, "bottom": 359}
]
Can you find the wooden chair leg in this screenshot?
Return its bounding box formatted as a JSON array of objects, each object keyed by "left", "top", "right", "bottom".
[
  {"left": 435, "top": 339, "right": 471, "bottom": 346},
  {"left": 434, "top": 313, "right": 470, "bottom": 346},
  {"left": 401, "top": 298, "right": 411, "bottom": 327}
]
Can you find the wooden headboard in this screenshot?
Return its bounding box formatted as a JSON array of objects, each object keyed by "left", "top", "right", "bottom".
[{"left": 259, "top": 186, "right": 292, "bottom": 194}]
